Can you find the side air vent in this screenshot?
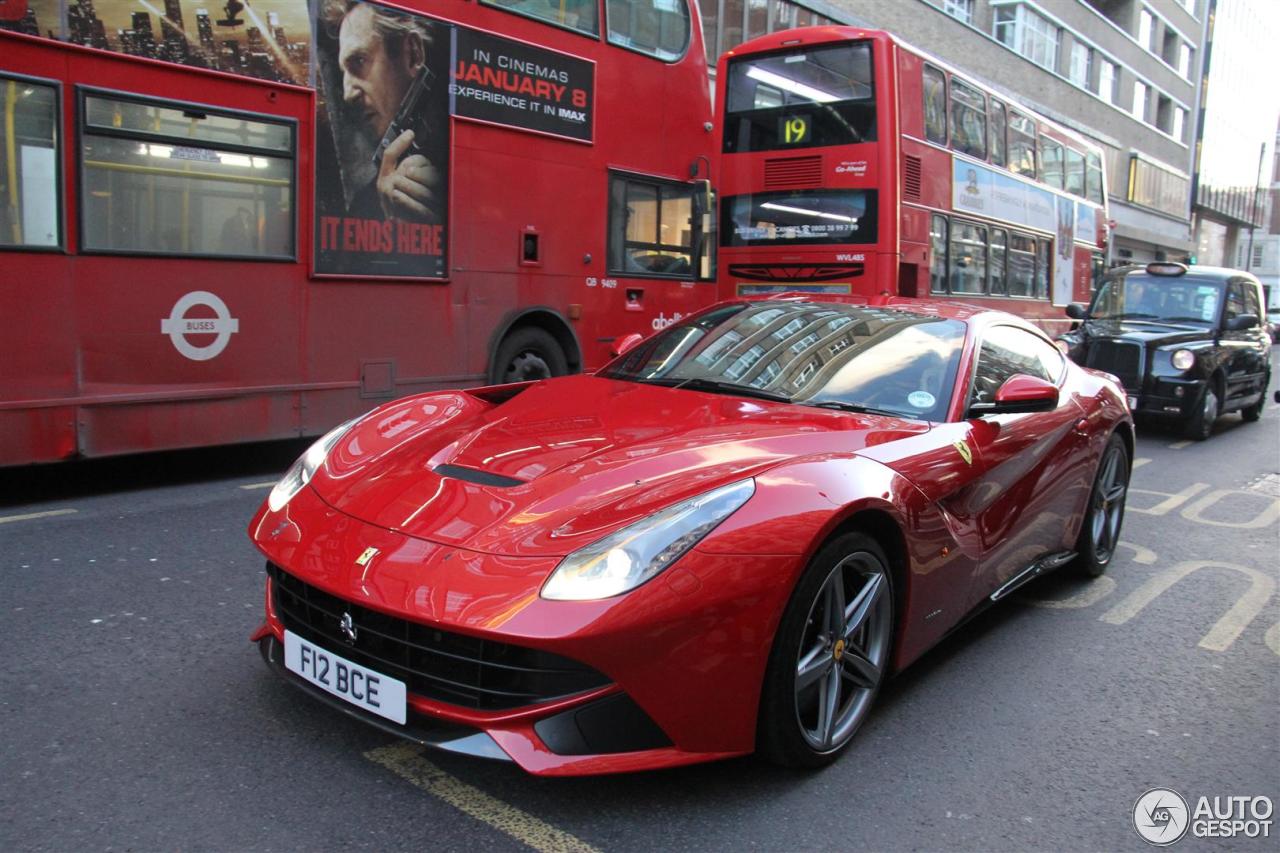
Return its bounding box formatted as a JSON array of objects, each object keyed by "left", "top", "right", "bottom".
[
  {"left": 433, "top": 464, "right": 525, "bottom": 488},
  {"left": 764, "top": 155, "right": 823, "bottom": 189},
  {"left": 903, "top": 154, "right": 922, "bottom": 201}
]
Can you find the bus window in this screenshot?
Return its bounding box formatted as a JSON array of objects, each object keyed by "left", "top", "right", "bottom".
[
  {"left": 949, "top": 220, "right": 987, "bottom": 294},
  {"left": 990, "top": 228, "right": 1008, "bottom": 295},
  {"left": 949, "top": 78, "right": 986, "bottom": 160},
  {"left": 1008, "top": 111, "right": 1036, "bottom": 178},
  {"left": 607, "top": 0, "right": 689, "bottom": 61},
  {"left": 0, "top": 76, "right": 59, "bottom": 249},
  {"left": 723, "top": 42, "right": 876, "bottom": 153},
  {"left": 930, "top": 214, "right": 948, "bottom": 293},
  {"left": 722, "top": 189, "right": 878, "bottom": 246},
  {"left": 609, "top": 173, "right": 694, "bottom": 276},
  {"left": 990, "top": 99, "right": 1007, "bottom": 168},
  {"left": 79, "top": 93, "right": 295, "bottom": 258},
  {"left": 1039, "top": 137, "right": 1064, "bottom": 189},
  {"left": 1065, "top": 148, "right": 1085, "bottom": 197},
  {"left": 482, "top": 0, "right": 601, "bottom": 36},
  {"left": 1086, "top": 152, "right": 1105, "bottom": 205},
  {"left": 923, "top": 64, "right": 947, "bottom": 145},
  {"left": 1034, "top": 237, "right": 1051, "bottom": 298},
  {"left": 1007, "top": 232, "right": 1036, "bottom": 297}
]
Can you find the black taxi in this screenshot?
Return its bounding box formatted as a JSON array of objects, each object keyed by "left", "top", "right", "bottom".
[{"left": 1060, "top": 263, "right": 1271, "bottom": 440}]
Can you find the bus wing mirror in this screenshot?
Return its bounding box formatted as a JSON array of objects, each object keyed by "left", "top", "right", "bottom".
[{"left": 691, "top": 179, "right": 712, "bottom": 218}]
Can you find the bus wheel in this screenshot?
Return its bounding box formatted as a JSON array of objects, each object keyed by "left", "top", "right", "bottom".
[{"left": 493, "top": 327, "right": 568, "bottom": 384}]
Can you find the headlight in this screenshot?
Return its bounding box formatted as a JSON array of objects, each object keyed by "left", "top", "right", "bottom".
[
  {"left": 1171, "top": 349, "right": 1195, "bottom": 371},
  {"left": 267, "top": 418, "right": 358, "bottom": 512},
  {"left": 541, "top": 479, "right": 755, "bottom": 601}
]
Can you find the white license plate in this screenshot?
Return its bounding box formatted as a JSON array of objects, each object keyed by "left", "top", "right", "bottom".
[
  {"left": 283, "top": 630, "right": 407, "bottom": 725},
  {"left": 1127, "top": 395, "right": 1138, "bottom": 409}
]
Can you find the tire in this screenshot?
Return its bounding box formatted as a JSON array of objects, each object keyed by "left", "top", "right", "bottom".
[
  {"left": 1241, "top": 373, "right": 1268, "bottom": 423},
  {"left": 491, "top": 327, "right": 568, "bottom": 384},
  {"left": 1183, "top": 381, "right": 1220, "bottom": 441},
  {"left": 1072, "top": 433, "right": 1129, "bottom": 578},
  {"left": 758, "top": 532, "right": 895, "bottom": 768}
]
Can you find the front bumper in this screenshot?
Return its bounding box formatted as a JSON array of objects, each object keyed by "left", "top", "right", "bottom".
[
  {"left": 249, "top": 485, "right": 797, "bottom": 775},
  {"left": 1129, "top": 377, "right": 1205, "bottom": 418}
]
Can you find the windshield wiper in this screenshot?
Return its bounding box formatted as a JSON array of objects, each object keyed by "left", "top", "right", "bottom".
[
  {"left": 805, "top": 400, "right": 902, "bottom": 417},
  {"left": 1158, "top": 316, "right": 1210, "bottom": 324},
  {"left": 639, "top": 376, "right": 793, "bottom": 403}
]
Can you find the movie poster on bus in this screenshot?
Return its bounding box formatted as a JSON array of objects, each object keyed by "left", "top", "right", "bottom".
[
  {"left": 452, "top": 27, "right": 594, "bottom": 142},
  {"left": 1053, "top": 196, "right": 1076, "bottom": 306},
  {"left": 1, "top": 0, "right": 312, "bottom": 85},
  {"left": 313, "top": 1, "right": 450, "bottom": 278}
]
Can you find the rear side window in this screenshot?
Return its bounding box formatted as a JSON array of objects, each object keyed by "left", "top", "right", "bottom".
[
  {"left": 1, "top": 76, "right": 60, "bottom": 250},
  {"left": 923, "top": 65, "right": 947, "bottom": 145},
  {"left": 607, "top": 0, "right": 689, "bottom": 61}
]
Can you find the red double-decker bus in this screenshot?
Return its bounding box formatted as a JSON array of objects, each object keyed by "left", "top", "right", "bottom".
[
  {"left": 714, "top": 26, "right": 1108, "bottom": 332},
  {"left": 0, "top": 0, "right": 717, "bottom": 465}
]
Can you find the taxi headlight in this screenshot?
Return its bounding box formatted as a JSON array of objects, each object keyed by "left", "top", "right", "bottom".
[
  {"left": 1171, "top": 349, "right": 1195, "bottom": 371},
  {"left": 541, "top": 480, "right": 755, "bottom": 601},
  {"left": 267, "top": 418, "right": 358, "bottom": 512}
]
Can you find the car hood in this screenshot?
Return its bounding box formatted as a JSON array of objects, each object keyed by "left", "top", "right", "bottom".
[
  {"left": 1081, "top": 319, "right": 1210, "bottom": 348},
  {"left": 308, "top": 375, "right": 929, "bottom": 557}
]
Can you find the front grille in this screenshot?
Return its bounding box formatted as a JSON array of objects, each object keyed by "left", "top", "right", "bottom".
[
  {"left": 1086, "top": 340, "right": 1143, "bottom": 390},
  {"left": 268, "top": 564, "right": 610, "bottom": 710}
]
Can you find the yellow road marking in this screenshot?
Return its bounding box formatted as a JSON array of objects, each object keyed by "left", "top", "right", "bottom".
[
  {"left": 238, "top": 481, "right": 277, "bottom": 490},
  {"left": 0, "top": 508, "right": 78, "bottom": 525},
  {"left": 365, "top": 743, "right": 600, "bottom": 853}
]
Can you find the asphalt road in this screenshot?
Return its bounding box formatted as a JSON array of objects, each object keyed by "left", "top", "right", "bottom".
[{"left": 2, "top": 372, "right": 1277, "bottom": 852}]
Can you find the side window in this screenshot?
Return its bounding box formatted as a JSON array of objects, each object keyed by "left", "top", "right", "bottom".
[
  {"left": 607, "top": 0, "right": 689, "bottom": 60},
  {"left": 482, "top": 0, "right": 600, "bottom": 36},
  {"left": 1065, "top": 148, "right": 1085, "bottom": 197},
  {"left": 990, "top": 99, "right": 1007, "bottom": 167},
  {"left": 608, "top": 173, "right": 694, "bottom": 277},
  {"left": 79, "top": 93, "right": 295, "bottom": 258},
  {"left": 930, "top": 214, "right": 948, "bottom": 293},
  {"left": 1, "top": 76, "right": 60, "bottom": 249},
  {"left": 949, "top": 78, "right": 987, "bottom": 160},
  {"left": 1085, "top": 152, "right": 1104, "bottom": 204},
  {"left": 1008, "top": 111, "right": 1037, "bottom": 178},
  {"left": 1039, "top": 137, "right": 1064, "bottom": 189},
  {"left": 949, "top": 220, "right": 987, "bottom": 294},
  {"left": 1224, "top": 282, "right": 1246, "bottom": 322},
  {"left": 970, "top": 325, "right": 1062, "bottom": 406},
  {"left": 1242, "top": 282, "right": 1262, "bottom": 321},
  {"left": 990, "top": 228, "right": 1008, "bottom": 295},
  {"left": 1007, "top": 232, "right": 1037, "bottom": 297},
  {"left": 923, "top": 65, "right": 947, "bottom": 145}
]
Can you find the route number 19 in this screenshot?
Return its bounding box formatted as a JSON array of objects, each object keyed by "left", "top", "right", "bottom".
[{"left": 782, "top": 116, "right": 808, "bottom": 144}]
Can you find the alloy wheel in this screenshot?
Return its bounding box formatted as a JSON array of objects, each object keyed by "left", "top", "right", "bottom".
[{"left": 1089, "top": 442, "right": 1127, "bottom": 563}]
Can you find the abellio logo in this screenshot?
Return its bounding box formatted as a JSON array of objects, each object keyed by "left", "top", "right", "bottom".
[
  {"left": 651, "top": 312, "right": 684, "bottom": 331},
  {"left": 1134, "top": 788, "right": 1190, "bottom": 846}
]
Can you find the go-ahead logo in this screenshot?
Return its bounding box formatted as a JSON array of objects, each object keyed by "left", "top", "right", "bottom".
[
  {"left": 1134, "top": 788, "right": 1190, "bottom": 845},
  {"left": 160, "top": 291, "right": 239, "bottom": 361}
]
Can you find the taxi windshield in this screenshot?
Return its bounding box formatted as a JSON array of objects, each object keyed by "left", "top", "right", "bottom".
[{"left": 1089, "top": 275, "right": 1224, "bottom": 325}]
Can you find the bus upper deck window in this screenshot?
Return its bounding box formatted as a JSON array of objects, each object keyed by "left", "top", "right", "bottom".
[
  {"left": 607, "top": 0, "right": 690, "bottom": 61},
  {"left": 483, "top": 0, "right": 601, "bottom": 37},
  {"left": 0, "top": 77, "right": 60, "bottom": 250}
]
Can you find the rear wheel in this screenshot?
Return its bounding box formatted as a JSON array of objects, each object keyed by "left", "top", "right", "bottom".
[
  {"left": 1183, "top": 381, "right": 1220, "bottom": 441},
  {"left": 1072, "top": 433, "right": 1129, "bottom": 577},
  {"left": 758, "top": 532, "right": 894, "bottom": 768},
  {"left": 492, "top": 327, "right": 568, "bottom": 384}
]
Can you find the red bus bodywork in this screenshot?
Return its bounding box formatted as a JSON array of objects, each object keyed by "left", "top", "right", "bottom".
[
  {"left": 0, "top": 1, "right": 716, "bottom": 465},
  {"left": 715, "top": 27, "right": 1108, "bottom": 334}
]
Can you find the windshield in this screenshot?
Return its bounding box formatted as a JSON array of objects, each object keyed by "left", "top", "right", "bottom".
[
  {"left": 1089, "top": 274, "right": 1225, "bottom": 325},
  {"left": 599, "top": 301, "right": 967, "bottom": 421},
  {"left": 723, "top": 42, "right": 877, "bottom": 153},
  {"left": 721, "top": 189, "right": 877, "bottom": 247}
]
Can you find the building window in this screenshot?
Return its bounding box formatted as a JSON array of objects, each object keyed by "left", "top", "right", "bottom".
[
  {"left": 0, "top": 76, "right": 60, "bottom": 250},
  {"left": 942, "top": 0, "right": 974, "bottom": 25},
  {"left": 1132, "top": 80, "right": 1148, "bottom": 122},
  {"left": 1069, "top": 42, "right": 1091, "bottom": 88},
  {"left": 994, "top": 4, "right": 1060, "bottom": 72},
  {"left": 1097, "top": 59, "right": 1117, "bottom": 105},
  {"left": 1178, "top": 44, "right": 1194, "bottom": 77},
  {"left": 1127, "top": 155, "right": 1190, "bottom": 217},
  {"left": 1139, "top": 8, "right": 1155, "bottom": 51}
]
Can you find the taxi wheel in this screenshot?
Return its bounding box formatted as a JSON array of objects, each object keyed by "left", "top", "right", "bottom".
[
  {"left": 1241, "top": 374, "right": 1268, "bottom": 422},
  {"left": 493, "top": 328, "right": 568, "bottom": 384},
  {"left": 1183, "top": 382, "right": 1220, "bottom": 441},
  {"left": 758, "top": 532, "right": 894, "bottom": 768},
  {"left": 1073, "top": 433, "right": 1129, "bottom": 577}
]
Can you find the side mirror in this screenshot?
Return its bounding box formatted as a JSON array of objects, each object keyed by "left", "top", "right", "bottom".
[
  {"left": 1065, "top": 303, "right": 1088, "bottom": 320},
  {"left": 1225, "top": 313, "right": 1258, "bottom": 331},
  {"left": 968, "top": 374, "right": 1060, "bottom": 417},
  {"left": 610, "top": 332, "right": 645, "bottom": 358}
]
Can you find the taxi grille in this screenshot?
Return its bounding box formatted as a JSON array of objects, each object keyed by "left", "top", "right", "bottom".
[
  {"left": 1086, "top": 340, "right": 1143, "bottom": 390},
  {"left": 268, "top": 564, "right": 610, "bottom": 710}
]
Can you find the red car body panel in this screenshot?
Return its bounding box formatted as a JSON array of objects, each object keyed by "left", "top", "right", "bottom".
[{"left": 249, "top": 296, "right": 1133, "bottom": 775}]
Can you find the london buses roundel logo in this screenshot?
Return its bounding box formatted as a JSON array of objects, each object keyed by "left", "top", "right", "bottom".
[{"left": 160, "top": 291, "right": 240, "bottom": 361}]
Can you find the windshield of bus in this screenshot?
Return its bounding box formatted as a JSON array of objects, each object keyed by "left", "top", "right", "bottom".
[
  {"left": 722, "top": 189, "right": 877, "bottom": 246},
  {"left": 599, "top": 301, "right": 966, "bottom": 421},
  {"left": 723, "top": 42, "right": 876, "bottom": 153},
  {"left": 1089, "top": 275, "right": 1224, "bottom": 326}
]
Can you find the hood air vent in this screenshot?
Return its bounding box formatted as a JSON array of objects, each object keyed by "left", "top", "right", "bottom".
[{"left": 434, "top": 464, "right": 525, "bottom": 488}]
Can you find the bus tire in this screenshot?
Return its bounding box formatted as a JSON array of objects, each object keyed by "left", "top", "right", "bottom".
[{"left": 493, "top": 327, "right": 568, "bottom": 384}]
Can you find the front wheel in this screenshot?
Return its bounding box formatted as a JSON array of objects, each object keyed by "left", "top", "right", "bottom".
[
  {"left": 1183, "top": 382, "right": 1220, "bottom": 441},
  {"left": 1072, "top": 433, "right": 1129, "bottom": 577},
  {"left": 491, "top": 327, "right": 568, "bottom": 384},
  {"left": 758, "top": 532, "right": 895, "bottom": 768}
]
